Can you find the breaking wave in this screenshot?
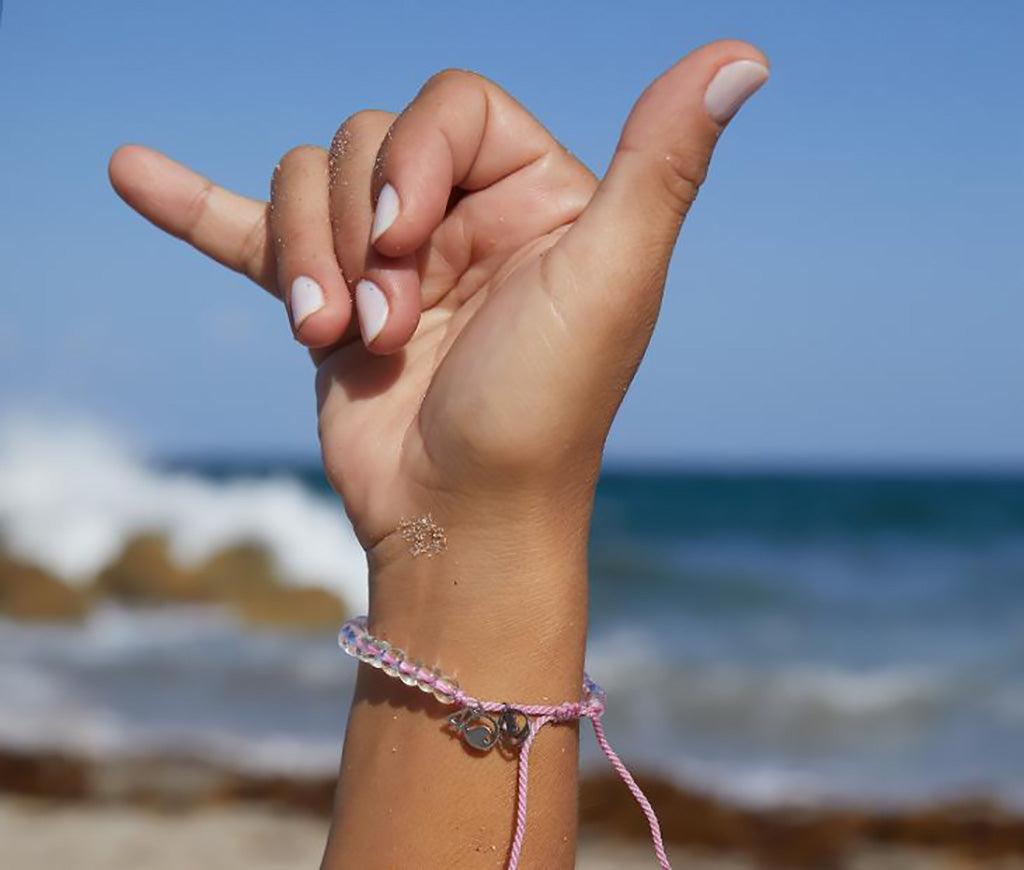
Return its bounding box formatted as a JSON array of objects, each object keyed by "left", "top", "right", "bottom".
[{"left": 0, "top": 416, "right": 367, "bottom": 611}]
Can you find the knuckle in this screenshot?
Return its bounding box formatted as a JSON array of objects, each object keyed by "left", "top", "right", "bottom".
[
  {"left": 182, "top": 179, "right": 214, "bottom": 241},
  {"left": 272, "top": 145, "right": 324, "bottom": 199},
  {"left": 239, "top": 209, "right": 271, "bottom": 286},
  {"left": 329, "top": 112, "right": 393, "bottom": 187},
  {"left": 646, "top": 145, "right": 706, "bottom": 216},
  {"left": 332, "top": 110, "right": 389, "bottom": 151},
  {"left": 279, "top": 143, "right": 324, "bottom": 168},
  {"left": 662, "top": 143, "right": 709, "bottom": 192},
  {"left": 423, "top": 67, "right": 483, "bottom": 94},
  {"left": 280, "top": 226, "right": 319, "bottom": 250},
  {"left": 613, "top": 142, "right": 703, "bottom": 218}
]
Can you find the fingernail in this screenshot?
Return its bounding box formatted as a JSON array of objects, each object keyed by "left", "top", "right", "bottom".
[
  {"left": 355, "top": 279, "right": 389, "bottom": 344},
  {"left": 290, "top": 276, "right": 325, "bottom": 328},
  {"left": 370, "top": 183, "right": 400, "bottom": 243},
  {"left": 704, "top": 59, "right": 769, "bottom": 124}
]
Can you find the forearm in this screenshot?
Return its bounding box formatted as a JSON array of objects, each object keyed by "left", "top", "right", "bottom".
[{"left": 322, "top": 497, "right": 592, "bottom": 869}]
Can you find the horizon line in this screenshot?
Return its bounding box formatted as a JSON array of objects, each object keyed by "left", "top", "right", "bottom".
[{"left": 157, "top": 451, "right": 1024, "bottom": 479}]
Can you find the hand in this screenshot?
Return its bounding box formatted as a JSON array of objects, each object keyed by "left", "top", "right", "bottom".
[
  {"left": 108, "top": 41, "right": 768, "bottom": 564},
  {"left": 109, "top": 42, "right": 768, "bottom": 868}
]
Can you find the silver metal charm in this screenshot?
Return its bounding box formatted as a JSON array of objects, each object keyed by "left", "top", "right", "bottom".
[
  {"left": 447, "top": 706, "right": 499, "bottom": 751},
  {"left": 447, "top": 705, "right": 531, "bottom": 752}
]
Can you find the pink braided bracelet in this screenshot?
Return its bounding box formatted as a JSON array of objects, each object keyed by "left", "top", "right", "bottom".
[{"left": 338, "top": 616, "right": 671, "bottom": 870}]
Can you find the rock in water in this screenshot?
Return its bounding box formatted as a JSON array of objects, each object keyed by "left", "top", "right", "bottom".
[
  {"left": 0, "top": 553, "right": 90, "bottom": 621},
  {"left": 94, "top": 534, "right": 208, "bottom": 603}
]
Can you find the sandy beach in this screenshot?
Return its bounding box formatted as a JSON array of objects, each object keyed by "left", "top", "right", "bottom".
[
  {"left": 0, "top": 797, "right": 727, "bottom": 869},
  {"left": 3, "top": 797, "right": 1023, "bottom": 870},
  {"left": 2, "top": 748, "right": 1023, "bottom": 869}
]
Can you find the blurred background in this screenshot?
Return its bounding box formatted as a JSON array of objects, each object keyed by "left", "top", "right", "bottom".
[{"left": 1, "top": 1, "right": 1022, "bottom": 868}]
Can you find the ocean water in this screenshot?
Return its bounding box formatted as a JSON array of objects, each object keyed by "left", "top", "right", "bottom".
[{"left": 1, "top": 423, "right": 1022, "bottom": 809}]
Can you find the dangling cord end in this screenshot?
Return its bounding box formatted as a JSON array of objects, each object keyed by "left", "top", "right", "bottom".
[
  {"left": 590, "top": 715, "right": 672, "bottom": 869},
  {"left": 505, "top": 712, "right": 670, "bottom": 870},
  {"left": 504, "top": 714, "right": 549, "bottom": 870}
]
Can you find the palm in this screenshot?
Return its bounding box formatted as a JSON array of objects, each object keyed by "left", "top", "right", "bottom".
[{"left": 317, "top": 200, "right": 588, "bottom": 547}]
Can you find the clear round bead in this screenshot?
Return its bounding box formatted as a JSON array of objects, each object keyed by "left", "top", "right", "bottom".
[
  {"left": 381, "top": 647, "right": 405, "bottom": 678},
  {"left": 365, "top": 639, "right": 388, "bottom": 669},
  {"left": 399, "top": 658, "right": 420, "bottom": 687},
  {"left": 414, "top": 661, "right": 434, "bottom": 693},
  {"left": 338, "top": 631, "right": 358, "bottom": 657},
  {"left": 431, "top": 670, "right": 459, "bottom": 705}
]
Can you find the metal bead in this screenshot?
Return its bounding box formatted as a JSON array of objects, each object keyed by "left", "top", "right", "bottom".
[{"left": 498, "top": 707, "right": 530, "bottom": 747}]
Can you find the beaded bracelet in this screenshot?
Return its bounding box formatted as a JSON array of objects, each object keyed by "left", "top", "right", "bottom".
[{"left": 338, "top": 616, "right": 671, "bottom": 870}]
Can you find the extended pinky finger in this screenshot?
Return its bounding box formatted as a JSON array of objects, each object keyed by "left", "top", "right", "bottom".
[
  {"left": 108, "top": 144, "right": 275, "bottom": 292},
  {"left": 271, "top": 146, "right": 353, "bottom": 348}
]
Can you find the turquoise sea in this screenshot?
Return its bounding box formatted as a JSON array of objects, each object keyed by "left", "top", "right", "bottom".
[{"left": 1, "top": 436, "right": 1022, "bottom": 808}]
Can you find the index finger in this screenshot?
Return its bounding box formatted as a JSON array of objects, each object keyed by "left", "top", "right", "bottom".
[
  {"left": 367, "top": 69, "right": 573, "bottom": 258},
  {"left": 108, "top": 144, "right": 276, "bottom": 294}
]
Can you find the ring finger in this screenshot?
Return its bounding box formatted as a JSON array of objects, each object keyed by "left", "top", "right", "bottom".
[{"left": 270, "top": 145, "right": 352, "bottom": 348}]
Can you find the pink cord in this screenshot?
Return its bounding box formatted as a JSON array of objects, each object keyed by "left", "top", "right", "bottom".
[
  {"left": 502, "top": 704, "right": 670, "bottom": 870},
  {"left": 338, "top": 617, "right": 671, "bottom": 870}
]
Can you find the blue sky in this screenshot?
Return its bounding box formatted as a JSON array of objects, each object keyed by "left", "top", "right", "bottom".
[{"left": 1, "top": 1, "right": 1021, "bottom": 465}]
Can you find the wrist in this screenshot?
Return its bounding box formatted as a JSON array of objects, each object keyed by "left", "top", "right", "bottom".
[{"left": 363, "top": 489, "right": 592, "bottom": 700}]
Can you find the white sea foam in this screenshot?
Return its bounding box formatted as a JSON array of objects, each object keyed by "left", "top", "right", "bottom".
[
  {"left": 582, "top": 625, "right": 1011, "bottom": 806},
  {"left": 0, "top": 607, "right": 350, "bottom": 776},
  {"left": 0, "top": 416, "right": 367, "bottom": 611},
  {"left": 0, "top": 668, "right": 341, "bottom": 777},
  {"left": 589, "top": 626, "right": 951, "bottom": 735},
  {"left": 663, "top": 757, "right": 830, "bottom": 808}
]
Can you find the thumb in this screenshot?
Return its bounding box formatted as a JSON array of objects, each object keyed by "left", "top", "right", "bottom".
[{"left": 553, "top": 40, "right": 768, "bottom": 333}]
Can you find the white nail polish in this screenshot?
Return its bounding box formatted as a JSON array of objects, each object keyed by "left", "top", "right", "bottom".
[
  {"left": 355, "top": 279, "right": 389, "bottom": 344},
  {"left": 290, "top": 276, "right": 325, "bottom": 328},
  {"left": 370, "top": 183, "right": 400, "bottom": 243},
  {"left": 704, "top": 60, "right": 769, "bottom": 124}
]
